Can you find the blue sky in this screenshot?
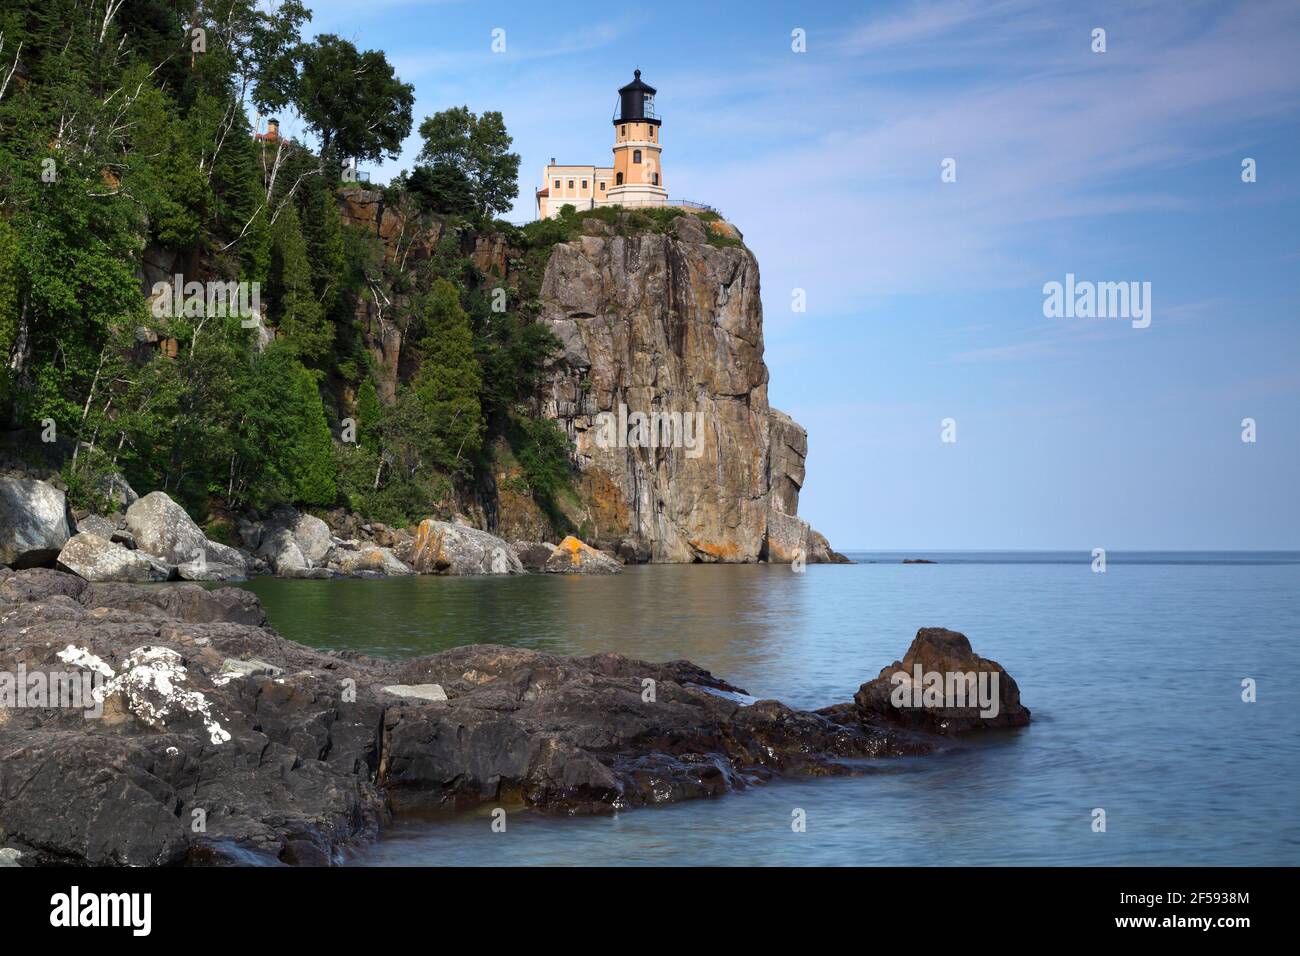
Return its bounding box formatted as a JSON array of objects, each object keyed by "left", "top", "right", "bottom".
[{"left": 291, "top": 0, "right": 1299, "bottom": 549}]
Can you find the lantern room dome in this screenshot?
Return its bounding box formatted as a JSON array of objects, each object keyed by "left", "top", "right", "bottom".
[{"left": 614, "top": 69, "right": 660, "bottom": 125}]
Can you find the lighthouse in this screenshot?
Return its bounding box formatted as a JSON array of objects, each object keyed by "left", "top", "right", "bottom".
[
  {"left": 535, "top": 70, "right": 673, "bottom": 218},
  {"left": 605, "top": 70, "right": 667, "bottom": 207}
]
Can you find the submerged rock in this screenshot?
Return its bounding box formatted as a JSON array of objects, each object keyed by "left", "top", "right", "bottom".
[
  {"left": 0, "top": 569, "right": 1028, "bottom": 866},
  {"left": 543, "top": 535, "right": 622, "bottom": 574},
  {"left": 0, "top": 476, "right": 71, "bottom": 568}
]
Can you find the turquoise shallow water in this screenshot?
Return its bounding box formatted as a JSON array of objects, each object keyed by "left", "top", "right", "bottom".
[{"left": 238, "top": 552, "right": 1300, "bottom": 866}]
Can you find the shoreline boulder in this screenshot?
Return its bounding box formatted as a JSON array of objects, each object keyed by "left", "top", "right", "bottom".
[
  {"left": 56, "top": 533, "right": 170, "bottom": 583},
  {"left": 512, "top": 540, "right": 557, "bottom": 571},
  {"left": 73, "top": 514, "right": 119, "bottom": 541},
  {"left": 330, "top": 545, "right": 414, "bottom": 576},
  {"left": 0, "top": 476, "right": 71, "bottom": 568},
  {"left": 248, "top": 507, "right": 335, "bottom": 575},
  {"left": 409, "top": 520, "right": 524, "bottom": 575},
  {"left": 125, "top": 491, "right": 207, "bottom": 566},
  {"left": 544, "top": 535, "right": 622, "bottom": 574}
]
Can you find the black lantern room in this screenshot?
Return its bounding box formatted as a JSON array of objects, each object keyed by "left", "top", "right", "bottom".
[{"left": 614, "top": 70, "right": 660, "bottom": 125}]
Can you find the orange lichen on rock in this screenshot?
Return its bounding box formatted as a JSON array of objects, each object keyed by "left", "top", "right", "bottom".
[
  {"left": 687, "top": 538, "right": 743, "bottom": 562},
  {"left": 543, "top": 535, "right": 621, "bottom": 574}
]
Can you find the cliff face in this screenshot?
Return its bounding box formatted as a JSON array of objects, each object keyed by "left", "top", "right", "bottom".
[
  {"left": 334, "top": 190, "right": 836, "bottom": 562},
  {"left": 535, "top": 214, "right": 833, "bottom": 563}
]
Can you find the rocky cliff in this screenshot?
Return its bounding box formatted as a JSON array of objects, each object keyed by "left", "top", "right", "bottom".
[
  {"left": 336, "top": 190, "right": 840, "bottom": 563},
  {"left": 534, "top": 214, "right": 839, "bottom": 563}
]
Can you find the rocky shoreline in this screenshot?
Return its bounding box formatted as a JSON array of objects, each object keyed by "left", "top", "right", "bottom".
[
  {"left": 0, "top": 566, "right": 1029, "bottom": 866},
  {"left": 2, "top": 472, "right": 848, "bottom": 588}
]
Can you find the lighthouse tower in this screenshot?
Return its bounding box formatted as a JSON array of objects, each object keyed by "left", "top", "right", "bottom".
[{"left": 605, "top": 70, "right": 667, "bottom": 208}]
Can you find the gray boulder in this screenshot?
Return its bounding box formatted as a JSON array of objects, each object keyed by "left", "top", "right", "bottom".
[
  {"left": 56, "top": 533, "right": 170, "bottom": 583},
  {"left": 409, "top": 519, "right": 524, "bottom": 575},
  {"left": 125, "top": 491, "right": 207, "bottom": 566},
  {"left": 252, "top": 507, "right": 333, "bottom": 574},
  {"left": 293, "top": 513, "right": 333, "bottom": 565},
  {"left": 203, "top": 539, "right": 251, "bottom": 577},
  {"left": 214, "top": 658, "right": 285, "bottom": 685},
  {"left": 255, "top": 526, "right": 307, "bottom": 574},
  {"left": 175, "top": 559, "right": 247, "bottom": 582},
  {"left": 281, "top": 567, "right": 336, "bottom": 579},
  {"left": 513, "top": 540, "right": 557, "bottom": 571},
  {"left": 74, "top": 514, "right": 119, "bottom": 540},
  {"left": 0, "top": 477, "right": 71, "bottom": 568}
]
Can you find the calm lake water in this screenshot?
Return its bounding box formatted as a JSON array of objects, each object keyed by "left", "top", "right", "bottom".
[{"left": 237, "top": 552, "right": 1300, "bottom": 866}]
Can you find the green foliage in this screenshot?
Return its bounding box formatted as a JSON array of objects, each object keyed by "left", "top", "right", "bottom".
[
  {"left": 269, "top": 202, "right": 330, "bottom": 361},
  {"left": 416, "top": 107, "right": 521, "bottom": 218},
  {"left": 300, "top": 175, "right": 346, "bottom": 320},
  {"left": 281, "top": 357, "right": 339, "bottom": 506},
  {"left": 354, "top": 377, "right": 382, "bottom": 452},
  {"left": 298, "top": 34, "right": 414, "bottom": 162},
  {"left": 60, "top": 445, "right": 119, "bottom": 517},
  {"left": 246, "top": 0, "right": 311, "bottom": 114},
  {"left": 507, "top": 414, "right": 573, "bottom": 503},
  {"left": 0, "top": 219, "right": 18, "bottom": 406},
  {"left": 0, "top": 0, "right": 584, "bottom": 537},
  {"left": 409, "top": 278, "right": 483, "bottom": 474},
  {"left": 229, "top": 343, "right": 338, "bottom": 509},
  {"left": 403, "top": 163, "right": 477, "bottom": 217}
]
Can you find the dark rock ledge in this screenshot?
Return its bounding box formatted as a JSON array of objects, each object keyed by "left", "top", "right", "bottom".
[{"left": 0, "top": 568, "right": 1029, "bottom": 866}]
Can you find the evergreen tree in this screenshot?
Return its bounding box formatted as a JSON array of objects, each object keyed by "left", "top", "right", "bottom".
[
  {"left": 411, "top": 278, "right": 483, "bottom": 474},
  {"left": 354, "top": 377, "right": 382, "bottom": 452},
  {"left": 269, "top": 202, "right": 330, "bottom": 362}
]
